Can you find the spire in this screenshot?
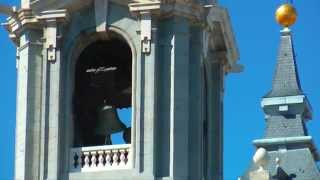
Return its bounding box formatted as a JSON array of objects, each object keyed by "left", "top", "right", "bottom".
[
  {"left": 265, "top": 29, "right": 303, "bottom": 98},
  {"left": 240, "top": 3, "right": 320, "bottom": 180}
]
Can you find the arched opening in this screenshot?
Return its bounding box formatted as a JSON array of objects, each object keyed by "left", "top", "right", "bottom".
[{"left": 73, "top": 34, "right": 132, "bottom": 147}]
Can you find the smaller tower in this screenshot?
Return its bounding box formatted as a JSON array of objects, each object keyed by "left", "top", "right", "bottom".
[{"left": 241, "top": 3, "right": 320, "bottom": 180}]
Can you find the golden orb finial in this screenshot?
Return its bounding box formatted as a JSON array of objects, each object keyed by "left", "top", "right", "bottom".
[{"left": 275, "top": 3, "right": 297, "bottom": 27}]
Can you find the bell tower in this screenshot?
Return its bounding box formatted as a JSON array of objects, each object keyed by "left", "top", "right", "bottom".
[{"left": 3, "top": 0, "right": 240, "bottom": 179}]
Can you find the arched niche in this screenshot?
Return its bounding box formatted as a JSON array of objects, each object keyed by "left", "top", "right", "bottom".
[{"left": 73, "top": 32, "right": 133, "bottom": 147}]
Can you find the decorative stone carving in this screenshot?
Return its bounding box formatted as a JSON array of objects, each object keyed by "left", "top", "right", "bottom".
[
  {"left": 3, "top": 8, "right": 67, "bottom": 62},
  {"left": 38, "top": 9, "right": 68, "bottom": 62},
  {"left": 140, "top": 11, "right": 152, "bottom": 53},
  {"left": 4, "top": 8, "right": 39, "bottom": 44},
  {"left": 249, "top": 148, "right": 270, "bottom": 180},
  {"left": 129, "top": 1, "right": 160, "bottom": 54},
  {"left": 0, "top": 5, "right": 16, "bottom": 16},
  {"left": 70, "top": 145, "right": 131, "bottom": 172},
  {"left": 249, "top": 170, "right": 270, "bottom": 180},
  {"left": 204, "top": 5, "right": 242, "bottom": 73}
]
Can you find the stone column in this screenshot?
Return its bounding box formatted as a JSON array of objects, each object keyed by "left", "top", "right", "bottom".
[
  {"left": 168, "top": 17, "right": 190, "bottom": 180},
  {"left": 129, "top": 3, "right": 160, "bottom": 178},
  {"left": 15, "top": 28, "right": 43, "bottom": 180},
  {"left": 140, "top": 21, "right": 158, "bottom": 177},
  {"left": 37, "top": 10, "right": 68, "bottom": 180},
  {"left": 204, "top": 51, "right": 226, "bottom": 180}
]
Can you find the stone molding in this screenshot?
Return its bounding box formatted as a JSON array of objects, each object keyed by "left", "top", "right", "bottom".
[
  {"left": 3, "top": 8, "right": 68, "bottom": 62},
  {"left": 38, "top": 9, "right": 68, "bottom": 62},
  {"left": 4, "top": 8, "right": 39, "bottom": 44},
  {"left": 129, "top": 1, "right": 161, "bottom": 54},
  {"left": 253, "top": 136, "right": 320, "bottom": 161},
  {"left": 129, "top": 0, "right": 203, "bottom": 21},
  {"left": 0, "top": 5, "right": 16, "bottom": 16},
  {"left": 128, "top": 0, "right": 240, "bottom": 67},
  {"left": 261, "top": 95, "right": 313, "bottom": 120},
  {"left": 9, "top": 0, "right": 239, "bottom": 68},
  {"left": 204, "top": 5, "right": 240, "bottom": 73}
]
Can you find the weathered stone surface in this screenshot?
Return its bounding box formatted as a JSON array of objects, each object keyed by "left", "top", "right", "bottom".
[
  {"left": 249, "top": 170, "right": 270, "bottom": 180},
  {"left": 11, "top": 0, "right": 239, "bottom": 180}
]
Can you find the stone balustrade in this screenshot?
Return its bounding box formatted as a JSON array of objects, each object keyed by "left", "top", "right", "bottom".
[{"left": 70, "top": 144, "right": 132, "bottom": 172}]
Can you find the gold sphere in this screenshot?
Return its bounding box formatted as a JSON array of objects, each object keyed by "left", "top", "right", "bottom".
[{"left": 275, "top": 4, "right": 297, "bottom": 27}]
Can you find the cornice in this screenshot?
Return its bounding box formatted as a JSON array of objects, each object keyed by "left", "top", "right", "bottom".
[
  {"left": 205, "top": 5, "right": 239, "bottom": 69},
  {"left": 0, "top": 5, "right": 16, "bottom": 16},
  {"left": 3, "top": 9, "right": 39, "bottom": 45},
  {"left": 3, "top": 8, "right": 68, "bottom": 48},
  {"left": 253, "top": 136, "right": 320, "bottom": 161},
  {"left": 129, "top": 0, "right": 204, "bottom": 22}
]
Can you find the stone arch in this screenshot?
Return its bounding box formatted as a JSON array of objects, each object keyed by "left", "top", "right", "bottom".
[{"left": 66, "top": 28, "right": 137, "bottom": 147}]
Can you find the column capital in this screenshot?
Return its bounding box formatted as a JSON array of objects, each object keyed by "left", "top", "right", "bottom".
[
  {"left": 38, "top": 9, "right": 68, "bottom": 62},
  {"left": 3, "top": 8, "right": 68, "bottom": 61},
  {"left": 3, "top": 8, "right": 67, "bottom": 47},
  {"left": 129, "top": 1, "right": 160, "bottom": 54},
  {"left": 129, "top": 1, "right": 161, "bottom": 15},
  {"left": 4, "top": 8, "right": 38, "bottom": 45},
  {"left": 37, "top": 9, "right": 68, "bottom": 23}
]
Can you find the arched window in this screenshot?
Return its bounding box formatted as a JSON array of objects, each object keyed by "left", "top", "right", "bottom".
[{"left": 73, "top": 34, "right": 132, "bottom": 147}]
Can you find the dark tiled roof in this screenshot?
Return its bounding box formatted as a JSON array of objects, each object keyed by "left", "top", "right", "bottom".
[
  {"left": 264, "top": 115, "right": 308, "bottom": 138},
  {"left": 265, "top": 30, "right": 303, "bottom": 98},
  {"left": 240, "top": 29, "right": 320, "bottom": 179}
]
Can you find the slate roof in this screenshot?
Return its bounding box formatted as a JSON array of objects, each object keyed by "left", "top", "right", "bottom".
[
  {"left": 265, "top": 29, "right": 303, "bottom": 98},
  {"left": 240, "top": 29, "right": 320, "bottom": 180}
]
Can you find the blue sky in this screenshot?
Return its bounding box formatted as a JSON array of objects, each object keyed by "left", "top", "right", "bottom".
[{"left": 0, "top": 0, "right": 320, "bottom": 179}]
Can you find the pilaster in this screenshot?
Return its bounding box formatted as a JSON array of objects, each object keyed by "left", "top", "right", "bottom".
[
  {"left": 139, "top": 24, "right": 158, "bottom": 178},
  {"left": 5, "top": 7, "right": 68, "bottom": 180},
  {"left": 204, "top": 51, "right": 226, "bottom": 180},
  {"left": 15, "top": 27, "right": 43, "bottom": 180},
  {"left": 38, "top": 10, "right": 67, "bottom": 180},
  {"left": 129, "top": 3, "right": 159, "bottom": 178},
  {"left": 168, "top": 17, "right": 190, "bottom": 179}
]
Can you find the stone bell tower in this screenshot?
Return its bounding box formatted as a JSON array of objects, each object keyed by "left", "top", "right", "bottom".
[{"left": 3, "top": 0, "right": 240, "bottom": 179}]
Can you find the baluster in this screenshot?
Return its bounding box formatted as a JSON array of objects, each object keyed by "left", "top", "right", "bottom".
[
  {"left": 91, "top": 151, "right": 97, "bottom": 168},
  {"left": 105, "top": 150, "right": 112, "bottom": 167},
  {"left": 126, "top": 148, "right": 130, "bottom": 164},
  {"left": 70, "top": 145, "right": 132, "bottom": 171},
  {"left": 83, "top": 152, "right": 90, "bottom": 168},
  {"left": 98, "top": 150, "right": 105, "bottom": 168},
  {"left": 73, "top": 152, "right": 79, "bottom": 169},
  {"left": 119, "top": 149, "right": 127, "bottom": 166},
  {"left": 112, "top": 150, "right": 120, "bottom": 166}
]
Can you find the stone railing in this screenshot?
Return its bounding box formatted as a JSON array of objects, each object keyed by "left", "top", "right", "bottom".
[{"left": 70, "top": 144, "right": 132, "bottom": 172}]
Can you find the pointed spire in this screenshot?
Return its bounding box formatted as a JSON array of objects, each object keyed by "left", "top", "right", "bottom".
[{"left": 265, "top": 28, "right": 303, "bottom": 98}]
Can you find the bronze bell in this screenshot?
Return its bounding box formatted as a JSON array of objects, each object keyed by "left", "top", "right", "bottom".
[{"left": 95, "top": 104, "right": 126, "bottom": 144}]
